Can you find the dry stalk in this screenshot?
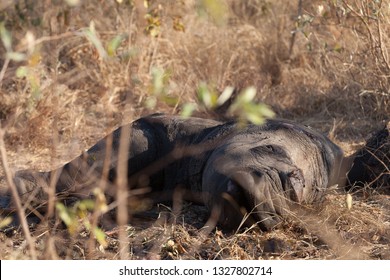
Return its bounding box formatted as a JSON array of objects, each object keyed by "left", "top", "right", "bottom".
[
  {"left": 290, "top": 204, "right": 368, "bottom": 259},
  {"left": 46, "top": 117, "right": 60, "bottom": 219},
  {"left": 0, "top": 128, "right": 37, "bottom": 259},
  {"left": 364, "top": 148, "right": 390, "bottom": 188},
  {"left": 373, "top": 1, "right": 390, "bottom": 72},
  {"left": 15, "top": 32, "right": 74, "bottom": 53},
  {"left": 342, "top": 0, "right": 390, "bottom": 72},
  {"left": 116, "top": 124, "right": 131, "bottom": 259},
  {"left": 0, "top": 58, "right": 10, "bottom": 88},
  {"left": 342, "top": 1, "right": 375, "bottom": 49},
  {"left": 288, "top": 0, "right": 303, "bottom": 58},
  {"left": 87, "top": 133, "right": 113, "bottom": 257}
]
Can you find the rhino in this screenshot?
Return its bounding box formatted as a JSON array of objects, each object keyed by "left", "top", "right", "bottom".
[{"left": 0, "top": 114, "right": 376, "bottom": 230}]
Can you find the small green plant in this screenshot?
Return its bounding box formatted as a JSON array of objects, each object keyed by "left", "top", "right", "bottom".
[
  {"left": 196, "top": 83, "right": 275, "bottom": 125},
  {"left": 180, "top": 103, "right": 198, "bottom": 118},
  {"left": 0, "top": 22, "right": 43, "bottom": 111},
  {"left": 229, "top": 87, "right": 275, "bottom": 125},
  {"left": 82, "top": 21, "right": 107, "bottom": 59},
  {"left": 146, "top": 66, "right": 178, "bottom": 109},
  {"left": 56, "top": 196, "right": 108, "bottom": 247},
  {"left": 0, "top": 22, "right": 26, "bottom": 62},
  {"left": 106, "top": 34, "right": 128, "bottom": 57},
  {"left": 0, "top": 216, "right": 12, "bottom": 229},
  {"left": 196, "top": 82, "right": 220, "bottom": 109}
]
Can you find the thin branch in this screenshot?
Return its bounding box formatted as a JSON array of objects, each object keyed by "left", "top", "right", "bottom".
[
  {"left": 0, "top": 128, "right": 37, "bottom": 259},
  {"left": 14, "top": 32, "right": 75, "bottom": 53},
  {"left": 87, "top": 132, "right": 113, "bottom": 257},
  {"left": 46, "top": 117, "right": 60, "bottom": 219},
  {"left": 375, "top": 1, "right": 390, "bottom": 72},
  {"left": 116, "top": 124, "right": 131, "bottom": 259},
  {"left": 342, "top": 1, "right": 376, "bottom": 55},
  {"left": 0, "top": 58, "right": 10, "bottom": 88},
  {"left": 288, "top": 0, "right": 303, "bottom": 58}
]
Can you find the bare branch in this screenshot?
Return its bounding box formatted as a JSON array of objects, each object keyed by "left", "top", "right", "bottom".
[
  {"left": 0, "top": 128, "right": 37, "bottom": 259},
  {"left": 116, "top": 124, "right": 131, "bottom": 259}
]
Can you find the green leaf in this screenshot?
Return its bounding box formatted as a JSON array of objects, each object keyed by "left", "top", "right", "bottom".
[
  {"left": 217, "top": 86, "right": 234, "bottom": 106},
  {"left": 181, "top": 103, "right": 197, "bottom": 118},
  {"left": 0, "top": 22, "right": 12, "bottom": 51},
  {"left": 149, "top": 27, "right": 160, "bottom": 37},
  {"left": 93, "top": 188, "right": 108, "bottom": 213},
  {"left": 83, "top": 21, "right": 107, "bottom": 59},
  {"left": 120, "top": 48, "right": 139, "bottom": 62},
  {"left": 239, "top": 87, "right": 256, "bottom": 103},
  {"left": 16, "top": 66, "right": 28, "bottom": 78},
  {"left": 161, "top": 95, "right": 179, "bottom": 106},
  {"left": 173, "top": 16, "right": 185, "bottom": 32},
  {"left": 107, "top": 34, "right": 126, "bottom": 57},
  {"left": 151, "top": 67, "right": 165, "bottom": 96},
  {"left": 78, "top": 199, "right": 95, "bottom": 211},
  {"left": 333, "top": 43, "right": 343, "bottom": 53},
  {"left": 93, "top": 226, "right": 108, "bottom": 247},
  {"left": 6, "top": 52, "right": 26, "bottom": 62},
  {"left": 246, "top": 111, "right": 265, "bottom": 125},
  {"left": 257, "top": 103, "right": 275, "bottom": 118},
  {"left": 197, "top": 82, "right": 218, "bottom": 108},
  {"left": 229, "top": 87, "right": 275, "bottom": 125},
  {"left": 56, "top": 202, "right": 79, "bottom": 234},
  {"left": 0, "top": 217, "right": 12, "bottom": 229},
  {"left": 145, "top": 96, "right": 157, "bottom": 109},
  {"left": 56, "top": 203, "right": 73, "bottom": 226}
]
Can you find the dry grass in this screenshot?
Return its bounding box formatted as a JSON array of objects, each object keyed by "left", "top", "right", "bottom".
[{"left": 0, "top": 0, "right": 389, "bottom": 259}]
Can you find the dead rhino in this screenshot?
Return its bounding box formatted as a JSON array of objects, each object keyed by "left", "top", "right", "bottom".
[{"left": 3, "top": 114, "right": 352, "bottom": 230}]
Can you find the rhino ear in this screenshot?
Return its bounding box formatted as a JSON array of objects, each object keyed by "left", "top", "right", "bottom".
[{"left": 287, "top": 169, "right": 305, "bottom": 203}]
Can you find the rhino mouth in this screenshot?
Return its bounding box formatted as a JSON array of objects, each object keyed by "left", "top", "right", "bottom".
[{"left": 214, "top": 167, "right": 306, "bottom": 230}]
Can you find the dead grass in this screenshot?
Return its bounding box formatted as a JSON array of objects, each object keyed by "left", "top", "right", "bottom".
[{"left": 0, "top": 0, "right": 389, "bottom": 259}]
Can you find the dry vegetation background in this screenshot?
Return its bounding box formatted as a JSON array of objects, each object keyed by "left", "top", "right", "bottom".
[{"left": 0, "top": 0, "right": 389, "bottom": 259}]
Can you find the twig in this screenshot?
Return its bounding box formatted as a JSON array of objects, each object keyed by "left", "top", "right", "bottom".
[
  {"left": 375, "top": 1, "right": 390, "bottom": 72},
  {"left": 342, "top": 1, "right": 376, "bottom": 56},
  {"left": 87, "top": 132, "right": 113, "bottom": 257},
  {"left": 288, "top": 0, "right": 303, "bottom": 58},
  {"left": 47, "top": 117, "right": 60, "bottom": 219},
  {"left": 116, "top": 124, "right": 131, "bottom": 259},
  {"left": 0, "top": 58, "right": 10, "bottom": 88},
  {"left": 14, "top": 32, "right": 75, "bottom": 53},
  {"left": 0, "top": 128, "right": 37, "bottom": 259},
  {"left": 364, "top": 147, "right": 390, "bottom": 188}
]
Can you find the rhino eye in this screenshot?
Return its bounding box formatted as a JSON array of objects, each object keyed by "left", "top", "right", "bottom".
[
  {"left": 251, "top": 170, "right": 262, "bottom": 178},
  {"left": 251, "top": 145, "right": 286, "bottom": 156},
  {"left": 265, "top": 145, "right": 275, "bottom": 152}
]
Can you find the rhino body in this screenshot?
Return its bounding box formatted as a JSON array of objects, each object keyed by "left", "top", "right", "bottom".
[{"left": 7, "top": 114, "right": 347, "bottom": 230}]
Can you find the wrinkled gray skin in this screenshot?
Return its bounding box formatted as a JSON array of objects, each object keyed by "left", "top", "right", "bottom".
[{"left": 4, "top": 114, "right": 346, "bottom": 230}]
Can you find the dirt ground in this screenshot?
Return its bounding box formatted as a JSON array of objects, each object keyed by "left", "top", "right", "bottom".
[{"left": 0, "top": 0, "right": 389, "bottom": 259}]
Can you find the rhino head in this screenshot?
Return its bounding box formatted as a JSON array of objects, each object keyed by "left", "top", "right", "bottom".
[{"left": 201, "top": 120, "right": 344, "bottom": 231}]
